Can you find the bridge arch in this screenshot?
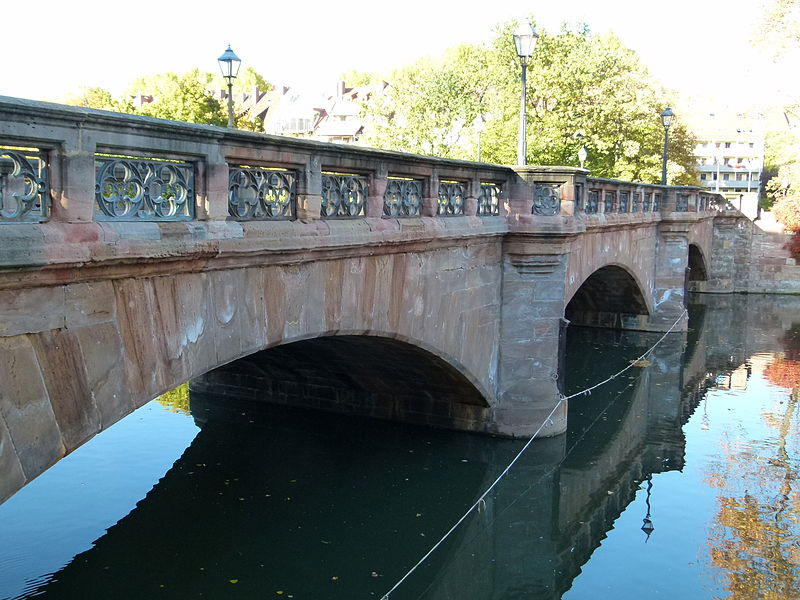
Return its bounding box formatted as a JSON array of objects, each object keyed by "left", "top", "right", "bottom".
[
  {"left": 565, "top": 265, "right": 651, "bottom": 330},
  {"left": 190, "top": 332, "right": 490, "bottom": 432},
  {"left": 687, "top": 243, "right": 709, "bottom": 285}
]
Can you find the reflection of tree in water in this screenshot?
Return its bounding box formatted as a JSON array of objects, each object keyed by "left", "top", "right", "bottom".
[
  {"left": 155, "top": 382, "right": 190, "bottom": 415},
  {"left": 704, "top": 333, "right": 800, "bottom": 599}
]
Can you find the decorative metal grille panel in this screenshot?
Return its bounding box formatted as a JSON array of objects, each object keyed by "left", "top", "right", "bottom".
[
  {"left": 532, "top": 183, "right": 561, "bottom": 216},
  {"left": 677, "top": 194, "right": 689, "bottom": 212},
  {"left": 321, "top": 172, "right": 367, "bottom": 218},
  {"left": 632, "top": 192, "right": 642, "bottom": 212},
  {"left": 604, "top": 192, "right": 615, "bottom": 213},
  {"left": 586, "top": 191, "right": 599, "bottom": 214},
  {"left": 383, "top": 178, "right": 422, "bottom": 217},
  {"left": 477, "top": 183, "right": 501, "bottom": 216},
  {"left": 229, "top": 166, "right": 296, "bottom": 220},
  {"left": 643, "top": 193, "right": 651, "bottom": 212},
  {"left": 95, "top": 156, "right": 194, "bottom": 221},
  {"left": 619, "top": 191, "right": 630, "bottom": 213},
  {"left": 654, "top": 193, "right": 661, "bottom": 211},
  {"left": 0, "top": 147, "right": 49, "bottom": 222},
  {"left": 438, "top": 181, "right": 465, "bottom": 216}
]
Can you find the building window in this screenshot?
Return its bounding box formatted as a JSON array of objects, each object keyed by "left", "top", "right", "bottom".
[
  {"left": 700, "top": 174, "right": 707, "bottom": 180},
  {"left": 713, "top": 173, "right": 718, "bottom": 180},
  {"left": 749, "top": 142, "right": 754, "bottom": 148},
  {"left": 723, "top": 173, "right": 730, "bottom": 180},
  {"left": 736, "top": 173, "right": 745, "bottom": 181},
  {"left": 725, "top": 142, "right": 731, "bottom": 148}
]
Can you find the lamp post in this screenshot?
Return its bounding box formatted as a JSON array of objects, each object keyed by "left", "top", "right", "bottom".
[
  {"left": 475, "top": 114, "right": 485, "bottom": 162},
  {"left": 218, "top": 44, "right": 242, "bottom": 128},
  {"left": 578, "top": 146, "right": 587, "bottom": 169},
  {"left": 513, "top": 22, "right": 539, "bottom": 165},
  {"left": 660, "top": 107, "right": 674, "bottom": 185}
]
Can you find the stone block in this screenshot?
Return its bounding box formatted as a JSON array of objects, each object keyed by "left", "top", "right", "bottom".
[
  {"left": 0, "top": 287, "right": 65, "bottom": 337},
  {"left": 31, "top": 328, "right": 101, "bottom": 452},
  {"left": 76, "top": 322, "right": 132, "bottom": 429},
  {"left": 0, "top": 335, "right": 65, "bottom": 479},
  {"left": 0, "top": 413, "right": 26, "bottom": 503},
  {"left": 65, "top": 281, "right": 116, "bottom": 328},
  {"left": 0, "top": 225, "right": 47, "bottom": 267}
]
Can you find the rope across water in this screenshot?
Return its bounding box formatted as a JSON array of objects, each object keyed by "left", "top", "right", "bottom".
[{"left": 380, "top": 309, "right": 688, "bottom": 600}]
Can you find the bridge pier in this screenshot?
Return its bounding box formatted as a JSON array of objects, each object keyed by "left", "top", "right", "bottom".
[{"left": 494, "top": 234, "right": 571, "bottom": 437}]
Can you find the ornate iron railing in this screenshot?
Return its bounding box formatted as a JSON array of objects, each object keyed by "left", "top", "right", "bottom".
[
  {"left": 477, "top": 182, "right": 502, "bottom": 216},
  {"left": 632, "top": 192, "right": 642, "bottom": 212},
  {"left": 677, "top": 194, "right": 689, "bottom": 212},
  {"left": 586, "top": 190, "right": 599, "bottom": 214},
  {"left": 619, "top": 191, "right": 629, "bottom": 213},
  {"left": 321, "top": 172, "right": 367, "bottom": 218},
  {"left": 0, "top": 147, "right": 49, "bottom": 222},
  {"left": 604, "top": 192, "right": 615, "bottom": 213},
  {"left": 643, "top": 192, "right": 652, "bottom": 212},
  {"left": 95, "top": 156, "right": 194, "bottom": 220},
  {"left": 532, "top": 183, "right": 561, "bottom": 216},
  {"left": 383, "top": 177, "right": 423, "bottom": 217},
  {"left": 228, "top": 166, "right": 296, "bottom": 220},
  {"left": 438, "top": 181, "right": 465, "bottom": 216},
  {"left": 653, "top": 193, "right": 661, "bottom": 211}
]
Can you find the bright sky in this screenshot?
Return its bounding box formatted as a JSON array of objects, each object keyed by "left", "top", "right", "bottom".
[{"left": 0, "top": 0, "right": 793, "bottom": 109}]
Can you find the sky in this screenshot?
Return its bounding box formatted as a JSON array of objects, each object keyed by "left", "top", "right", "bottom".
[{"left": 0, "top": 0, "right": 794, "bottom": 111}]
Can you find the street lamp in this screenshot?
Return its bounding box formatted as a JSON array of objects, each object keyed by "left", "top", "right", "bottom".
[
  {"left": 218, "top": 44, "right": 242, "bottom": 128},
  {"left": 660, "top": 107, "right": 674, "bottom": 185},
  {"left": 475, "top": 114, "right": 485, "bottom": 162},
  {"left": 578, "top": 146, "right": 587, "bottom": 169},
  {"left": 513, "top": 22, "right": 539, "bottom": 165}
]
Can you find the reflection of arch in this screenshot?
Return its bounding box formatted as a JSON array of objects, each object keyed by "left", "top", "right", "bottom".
[
  {"left": 191, "top": 334, "right": 490, "bottom": 432},
  {"left": 565, "top": 265, "right": 650, "bottom": 330},
  {"left": 688, "top": 244, "right": 708, "bottom": 282}
]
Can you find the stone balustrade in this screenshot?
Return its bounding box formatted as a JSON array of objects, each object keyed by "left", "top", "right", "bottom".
[{"left": 0, "top": 97, "right": 724, "bottom": 233}]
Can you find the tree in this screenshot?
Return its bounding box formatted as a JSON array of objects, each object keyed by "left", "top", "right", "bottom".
[
  {"left": 357, "top": 20, "right": 698, "bottom": 183},
  {"left": 65, "top": 86, "right": 120, "bottom": 111},
  {"left": 63, "top": 67, "right": 274, "bottom": 130},
  {"left": 360, "top": 45, "right": 491, "bottom": 159},
  {"left": 755, "top": 0, "right": 800, "bottom": 59},
  {"left": 125, "top": 69, "right": 227, "bottom": 126}
]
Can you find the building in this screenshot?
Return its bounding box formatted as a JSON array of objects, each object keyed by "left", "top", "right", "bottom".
[{"left": 689, "top": 108, "right": 765, "bottom": 218}]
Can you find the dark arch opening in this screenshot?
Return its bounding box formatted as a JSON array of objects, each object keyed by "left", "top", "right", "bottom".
[
  {"left": 687, "top": 244, "right": 708, "bottom": 291},
  {"left": 190, "top": 335, "right": 490, "bottom": 432},
  {"left": 565, "top": 265, "right": 650, "bottom": 330}
]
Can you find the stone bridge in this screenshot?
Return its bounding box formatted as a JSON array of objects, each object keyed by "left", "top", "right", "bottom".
[{"left": 0, "top": 97, "right": 748, "bottom": 502}]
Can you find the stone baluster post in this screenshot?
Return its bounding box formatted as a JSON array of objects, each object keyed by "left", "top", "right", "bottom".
[{"left": 296, "top": 154, "right": 322, "bottom": 220}]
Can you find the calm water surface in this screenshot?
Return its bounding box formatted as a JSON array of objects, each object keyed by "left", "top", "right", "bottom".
[{"left": 1, "top": 294, "right": 798, "bottom": 599}]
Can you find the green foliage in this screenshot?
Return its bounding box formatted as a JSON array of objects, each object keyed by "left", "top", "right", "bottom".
[
  {"left": 360, "top": 45, "right": 491, "bottom": 158},
  {"left": 65, "top": 86, "right": 120, "bottom": 111},
  {"left": 64, "top": 67, "right": 273, "bottom": 129},
  {"left": 763, "top": 130, "right": 800, "bottom": 231},
  {"left": 126, "top": 69, "right": 227, "bottom": 126},
  {"left": 358, "top": 19, "right": 697, "bottom": 183},
  {"left": 156, "top": 383, "right": 190, "bottom": 415},
  {"left": 755, "top": 0, "right": 800, "bottom": 59}
]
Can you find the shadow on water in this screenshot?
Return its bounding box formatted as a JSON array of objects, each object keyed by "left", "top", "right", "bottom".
[{"left": 15, "top": 293, "right": 800, "bottom": 600}]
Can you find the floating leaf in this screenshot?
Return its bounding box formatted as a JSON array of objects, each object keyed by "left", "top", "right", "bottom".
[{"left": 229, "top": 579, "right": 238, "bottom": 584}]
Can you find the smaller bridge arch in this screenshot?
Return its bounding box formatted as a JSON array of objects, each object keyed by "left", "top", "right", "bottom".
[
  {"left": 565, "top": 265, "right": 652, "bottom": 330},
  {"left": 687, "top": 243, "right": 709, "bottom": 291}
]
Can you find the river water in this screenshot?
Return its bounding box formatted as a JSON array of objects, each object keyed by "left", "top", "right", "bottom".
[{"left": 1, "top": 294, "right": 798, "bottom": 599}]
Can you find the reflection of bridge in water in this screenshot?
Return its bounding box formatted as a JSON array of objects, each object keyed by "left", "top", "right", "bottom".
[{"left": 25, "top": 294, "right": 799, "bottom": 600}]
